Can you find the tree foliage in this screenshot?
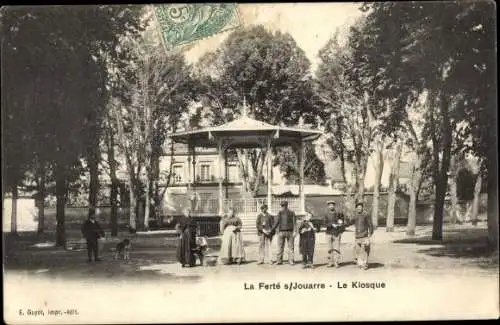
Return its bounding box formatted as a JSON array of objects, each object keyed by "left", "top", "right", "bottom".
[
  {"left": 2, "top": 5, "right": 145, "bottom": 241},
  {"left": 316, "top": 23, "right": 382, "bottom": 201},
  {"left": 108, "top": 26, "right": 196, "bottom": 228},
  {"left": 195, "top": 25, "right": 322, "bottom": 195},
  {"left": 357, "top": 1, "right": 496, "bottom": 241},
  {"left": 274, "top": 143, "right": 326, "bottom": 185}
]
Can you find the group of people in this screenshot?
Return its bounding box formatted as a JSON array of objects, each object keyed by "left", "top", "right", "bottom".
[
  {"left": 256, "top": 200, "right": 374, "bottom": 269},
  {"left": 175, "top": 200, "right": 374, "bottom": 270},
  {"left": 175, "top": 206, "right": 246, "bottom": 267}
]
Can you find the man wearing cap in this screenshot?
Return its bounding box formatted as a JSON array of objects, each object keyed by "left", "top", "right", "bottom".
[
  {"left": 346, "top": 201, "right": 374, "bottom": 270},
  {"left": 271, "top": 201, "right": 297, "bottom": 265},
  {"left": 323, "top": 200, "right": 347, "bottom": 268},
  {"left": 256, "top": 204, "right": 275, "bottom": 265}
]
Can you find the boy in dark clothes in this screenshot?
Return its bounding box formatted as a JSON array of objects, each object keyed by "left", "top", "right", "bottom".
[
  {"left": 298, "top": 212, "right": 316, "bottom": 268},
  {"left": 81, "top": 214, "right": 105, "bottom": 263}
]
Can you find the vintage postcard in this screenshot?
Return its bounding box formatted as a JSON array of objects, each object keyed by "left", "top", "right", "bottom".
[{"left": 2, "top": 2, "right": 498, "bottom": 323}]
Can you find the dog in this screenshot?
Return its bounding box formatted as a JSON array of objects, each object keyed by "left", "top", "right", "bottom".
[
  {"left": 114, "top": 238, "right": 131, "bottom": 261},
  {"left": 192, "top": 236, "right": 209, "bottom": 266}
]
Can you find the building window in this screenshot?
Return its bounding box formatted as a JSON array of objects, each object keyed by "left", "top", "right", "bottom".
[
  {"left": 173, "top": 165, "right": 183, "bottom": 184},
  {"left": 200, "top": 164, "right": 211, "bottom": 182},
  {"left": 228, "top": 163, "right": 239, "bottom": 182}
]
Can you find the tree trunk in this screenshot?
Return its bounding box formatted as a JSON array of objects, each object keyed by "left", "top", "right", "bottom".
[
  {"left": 151, "top": 151, "right": 161, "bottom": 219},
  {"left": 2, "top": 175, "right": 5, "bottom": 222},
  {"left": 356, "top": 166, "right": 366, "bottom": 202},
  {"left": 449, "top": 174, "right": 458, "bottom": 224},
  {"left": 88, "top": 144, "right": 99, "bottom": 219},
  {"left": 144, "top": 176, "right": 151, "bottom": 231},
  {"left": 10, "top": 184, "right": 18, "bottom": 234},
  {"left": 137, "top": 196, "right": 144, "bottom": 230},
  {"left": 448, "top": 155, "right": 459, "bottom": 224},
  {"left": 37, "top": 163, "right": 46, "bottom": 234},
  {"left": 55, "top": 163, "right": 67, "bottom": 247},
  {"left": 128, "top": 183, "right": 137, "bottom": 230},
  {"left": 371, "top": 146, "right": 384, "bottom": 228},
  {"left": 344, "top": 182, "right": 356, "bottom": 217},
  {"left": 107, "top": 131, "right": 118, "bottom": 236},
  {"left": 487, "top": 142, "right": 498, "bottom": 249},
  {"left": 251, "top": 148, "right": 266, "bottom": 197},
  {"left": 110, "top": 181, "right": 118, "bottom": 236},
  {"left": 431, "top": 94, "right": 452, "bottom": 241},
  {"left": 339, "top": 144, "right": 348, "bottom": 184},
  {"left": 406, "top": 157, "right": 421, "bottom": 236},
  {"left": 386, "top": 142, "right": 402, "bottom": 232},
  {"left": 470, "top": 173, "right": 482, "bottom": 226},
  {"left": 432, "top": 170, "right": 448, "bottom": 240}
]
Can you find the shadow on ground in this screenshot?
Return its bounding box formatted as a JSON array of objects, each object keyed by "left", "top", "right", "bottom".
[
  {"left": 3, "top": 232, "right": 210, "bottom": 282},
  {"left": 392, "top": 227, "right": 499, "bottom": 270}
]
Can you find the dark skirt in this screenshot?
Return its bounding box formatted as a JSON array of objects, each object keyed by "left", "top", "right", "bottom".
[
  {"left": 299, "top": 231, "right": 316, "bottom": 256},
  {"left": 177, "top": 227, "right": 196, "bottom": 266}
]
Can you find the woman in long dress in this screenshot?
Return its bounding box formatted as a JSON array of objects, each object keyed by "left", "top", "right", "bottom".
[
  {"left": 176, "top": 208, "right": 198, "bottom": 267},
  {"left": 218, "top": 210, "right": 246, "bottom": 265}
]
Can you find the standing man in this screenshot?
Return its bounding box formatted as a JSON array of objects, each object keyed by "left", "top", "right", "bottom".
[
  {"left": 81, "top": 211, "right": 105, "bottom": 263},
  {"left": 324, "top": 201, "right": 347, "bottom": 268},
  {"left": 347, "top": 201, "right": 374, "bottom": 270},
  {"left": 271, "top": 201, "right": 297, "bottom": 265},
  {"left": 256, "top": 204, "right": 275, "bottom": 265}
]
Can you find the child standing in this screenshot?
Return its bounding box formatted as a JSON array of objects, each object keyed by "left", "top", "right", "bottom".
[{"left": 298, "top": 212, "right": 316, "bottom": 268}]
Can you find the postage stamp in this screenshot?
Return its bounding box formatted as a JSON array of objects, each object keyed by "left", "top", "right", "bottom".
[{"left": 154, "top": 4, "right": 241, "bottom": 49}]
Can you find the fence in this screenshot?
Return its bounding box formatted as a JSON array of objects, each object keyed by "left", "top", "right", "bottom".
[
  {"left": 189, "top": 197, "right": 301, "bottom": 216},
  {"left": 191, "top": 216, "right": 222, "bottom": 237}
]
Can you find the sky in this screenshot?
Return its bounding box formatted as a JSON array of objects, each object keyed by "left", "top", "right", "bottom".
[{"left": 182, "top": 3, "right": 363, "bottom": 71}]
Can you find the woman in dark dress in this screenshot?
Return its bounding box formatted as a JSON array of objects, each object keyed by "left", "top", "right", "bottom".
[{"left": 176, "top": 208, "right": 198, "bottom": 267}]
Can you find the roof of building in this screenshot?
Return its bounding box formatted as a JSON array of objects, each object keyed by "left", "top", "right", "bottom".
[{"left": 170, "top": 109, "right": 323, "bottom": 148}]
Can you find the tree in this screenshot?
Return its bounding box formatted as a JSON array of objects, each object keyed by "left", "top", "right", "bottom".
[
  {"left": 22, "top": 158, "right": 54, "bottom": 234},
  {"left": 386, "top": 140, "right": 402, "bottom": 232},
  {"left": 275, "top": 142, "right": 326, "bottom": 185},
  {"left": 316, "top": 23, "right": 382, "bottom": 205},
  {"left": 109, "top": 30, "right": 194, "bottom": 230},
  {"left": 103, "top": 113, "right": 120, "bottom": 236},
  {"left": 2, "top": 6, "right": 145, "bottom": 245},
  {"left": 371, "top": 139, "right": 385, "bottom": 228},
  {"left": 195, "top": 25, "right": 321, "bottom": 197},
  {"left": 469, "top": 162, "right": 485, "bottom": 226},
  {"left": 358, "top": 2, "right": 496, "bottom": 241}
]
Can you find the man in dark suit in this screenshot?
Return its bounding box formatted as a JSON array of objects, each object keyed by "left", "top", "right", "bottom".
[
  {"left": 81, "top": 212, "right": 105, "bottom": 263},
  {"left": 271, "top": 201, "right": 297, "bottom": 265}
]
